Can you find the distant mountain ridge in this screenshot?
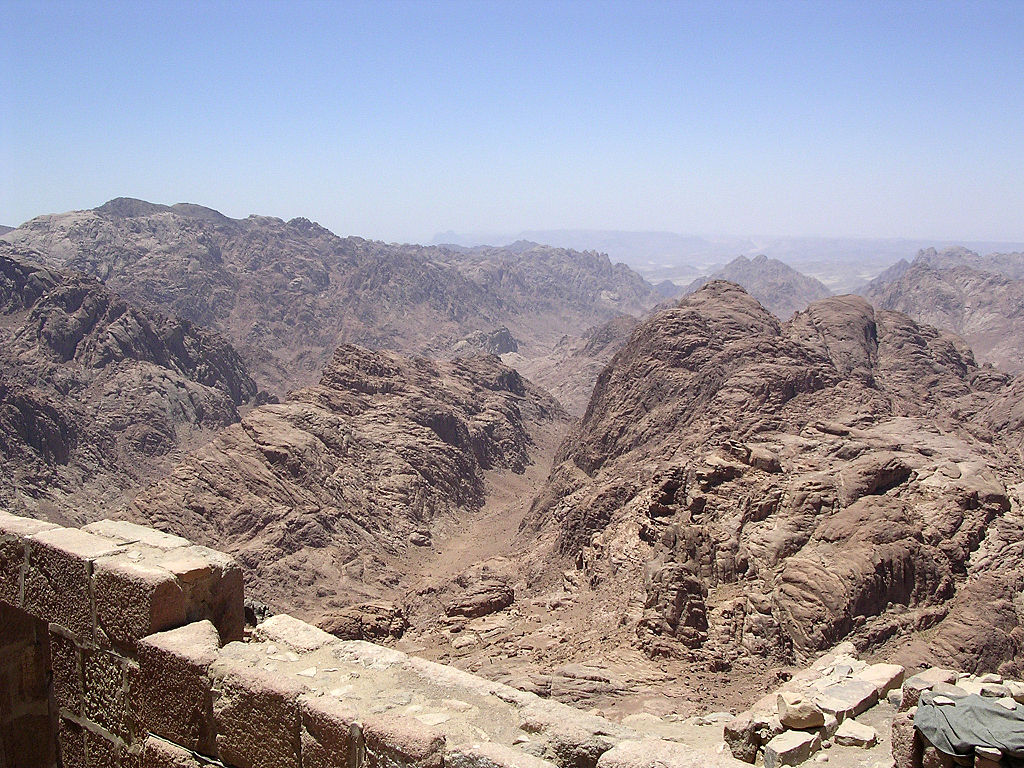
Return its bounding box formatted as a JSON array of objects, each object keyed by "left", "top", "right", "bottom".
[
  {"left": 685, "top": 254, "right": 832, "bottom": 319},
  {"left": 863, "top": 247, "right": 1024, "bottom": 373},
  {"left": 2, "top": 199, "right": 663, "bottom": 398}
]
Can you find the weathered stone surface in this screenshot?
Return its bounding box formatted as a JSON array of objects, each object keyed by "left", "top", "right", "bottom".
[
  {"left": 597, "top": 739, "right": 748, "bottom": 768},
  {"left": 891, "top": 710, "right": 920, "bottom": 768},
  {"left": 920, "top": 745, "right": 953, "bottom": 768},
  {"left": 211, "top": 659, "right": 304, "bottom": 768},
  {"left": 50, "top": 626, "right": 83, "bottom": 715},
  {"left": 363, "top": 714, "right": 445, "bottom": 768},
  {"left": 137, "top": 621, "right": 220, "bottom": 754},
  {"left": 855, "top": 663, "right": 905, "bottom": 696},
  {"left": 142, "top": 736, "right": 204, "bottom": 768},
  {"left": 320, "top": 601, "right": 407, "bottom": 642},
  {"left": 778, "top": 691, "right": 825, "bottom": 729},
  {"left": 161, "top": 546, "right": 244, "bottom": 643},
  {"left": 901, "top": 669, "right": 957, "bottom": 710},
  {"left": 0, "top": 513, "right": 58, "bottom": 607},
  {"left": 833, "top": 719, "right": 877, "bottom": 747},
  {"left": 763, "top": 730, "right": 821, "bottom": 768},
  {"left": 82, "top": 649, "right": 131, "bottom": 742},
  {"left": 724, "top": 712, "right": 775, "bottom": 763},
  {"left": 253, "top": 613, "right": 335, "bottom": 653},
  {"left": 93, "top": 556, "right": 187, "bottom": 650},
  {"left": 23, "top": 527, "right": 123, "bottom": 641},
  {"left": 83, "top": 520, "right": 190, "bottom": 550},
  {"left": 58, "top": 716, "right": 87, "bottom": 768},
  {"left": 447, "top": 742, "right": 559, "bottom": 768},
  {"left": 299, "top": 694, "right": 358, "bottom": 768},
  {"left": 815, "top": 679, "right": 878, "bottom": 719}
]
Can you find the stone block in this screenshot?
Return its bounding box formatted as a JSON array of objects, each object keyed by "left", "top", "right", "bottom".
[
  {"left": 920, "top": 745, "right": 953, "bottom": 768},
  {"left": 901, "top": 669, "right": 957, "bottom": 711},
  {"left": 763, "top": 730, "right": 821, "bottom": 768},
  {"left": 833, "top": 719, "right": 877, "bottom": 747},
  {"left": 597, "top": 738, "right": 748, "bottom": 768},
  {"left": 0, "top": 513, "right": 58, "bottom": 607},
  {"left": 362, "top": 713, "right": 445, "bottom": 768},
  {"left": 82, "top": 520, "right": 190, "bottom": 550},
  {"left": 50, "top": 626, "right": 84, "bottom": 716},
  {"left": 212, "top": 660, "right": 303, "bottom": 768},
  {"left": 778, "top": 691, "right": 825, "bottom": 728},
  {"left": 136, "top": 621, "right": 220, "bottom": 755},
  {"left": 162, "top": 546, "right": 244, "bottom": 643},
  {"left": 855, "top": 663, "right": 905, "bottom": 697},
  {"left": 93, "top": 556, "right": 187, "bottom": 651},
  {"left": 82, "top": 649, "right": 131, "bottom": 742},
  {"left": 254, "top": 613, "right": 337, "bottom": 653},
  {"left": 142, "top": 736, "right": 204, "bottom": 768},
  {"left": 300, "top": 694, "right": 359, "bottom": 768},
  {"left": 23, "top": 527, "right": 123, "bottom": 642},
  {"left": 929, "top": 682, "right": 968, "bottom": 699},
  {"left": 59, "top": 716, "right": 88, "bottom": 768},
  {"left": 723, "top": 712, "right": 759, "bottom": 763},
  {"left": 1003, "top": 679, "right": 1024, "bottom": 703},
  {"left": 814, "top": 679, "right": 878, "bottom": 719},
  {"left": 890, "top": 710, "right": 920, "bottom": 768},
  {"left": 447, "top": 742, "right": 559, "bottom": 768},
  {"left": 85, "top": 728, "right": 124, "bottom": 768}
]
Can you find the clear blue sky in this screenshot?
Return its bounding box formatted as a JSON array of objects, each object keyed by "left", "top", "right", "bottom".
[{"left": 2, "top": 0, "right": 1022, "bottom": 242}]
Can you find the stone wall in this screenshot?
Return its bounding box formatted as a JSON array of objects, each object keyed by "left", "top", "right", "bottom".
[{"left": 0, "top": 511, "right": 742, "bottom": 768}]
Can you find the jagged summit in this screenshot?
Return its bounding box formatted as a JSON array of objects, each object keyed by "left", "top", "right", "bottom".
[
  {"left": 525, "top": 280, "right": 1023, "bottom": 675},
  {"left": 685, "top": 255, "right": 832, "bottom": 319}
]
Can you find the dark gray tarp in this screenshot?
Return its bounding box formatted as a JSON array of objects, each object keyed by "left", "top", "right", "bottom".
[{"left": 915, "top": 691, "right": 1024, "bottom": 765}]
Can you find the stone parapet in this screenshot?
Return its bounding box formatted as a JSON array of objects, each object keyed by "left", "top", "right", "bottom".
[{"left": 0, "top": 512, "right": 732, "bottom": 768}]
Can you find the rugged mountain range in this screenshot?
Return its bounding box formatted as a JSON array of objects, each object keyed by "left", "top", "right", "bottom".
[
  {"left": 523, "top": 281, "right": 1024, "bottom": 679},
  {"left": 862, "top": 248, "right": 1024, "bottom": 373},
  {"left": 127, "top": 344, "right": 567, "bottom": 624},
  {"left": 0, "top": 241, "right": 257, "bottom": 523},
  {"left": 2, "top": 200, "right": 661, "bottom": 398},
  {"left": 685, "top": 254, "right": 831, "bottom": 319}
]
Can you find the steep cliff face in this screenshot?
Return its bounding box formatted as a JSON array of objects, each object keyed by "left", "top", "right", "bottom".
[
  {"left": 863, "top": 249, "right": 1024, "bottom": 373},
  {"left": 3, "top": 201, "right": 661, "bottom": 397},
  {"left": 128, "top": 345, "right": 567, "bottom": 621},
  {"left": 0, "top": 242, "right": 258, "bottom": 522},
  {"left": 526, "top": 281, "right": 1024, "bottom": 676}
]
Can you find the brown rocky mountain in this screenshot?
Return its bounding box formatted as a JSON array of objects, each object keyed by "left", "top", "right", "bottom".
[
  {"left": 126, "top": 344, "right": 567, "bottom": 627},
  {"left": 0, "top": 241, "right": 258, "bottom": 523},
  {"left": 1, "top": 201, "right": 660, "bottom": 399},
  {"left": 686, "top": 254, "right": 832, "bottom": 319},
  {"left": 863, "top": 247, "right": 1024, "bottom": 373},
  {"left": 522, "top": 281, "right": 1023, "bottom": 683}
]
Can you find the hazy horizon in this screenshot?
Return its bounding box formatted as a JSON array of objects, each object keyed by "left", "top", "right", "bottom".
[{"left": 2, "top": 0, "right": 1022, "bottom": 244}]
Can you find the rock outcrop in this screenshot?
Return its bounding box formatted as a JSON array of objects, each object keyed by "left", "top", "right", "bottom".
[
  {"left": 525, "top": 281, "right": 1024, "bottom": 677},
  {"left": 863, "top": 248, "right": 1024, "bottom": 373},
  {"left": 0, "top": 242, "right": 258, "bottom": 523},
  {"left": 129, "top": 344, "right": 567, "bottom": 624}
]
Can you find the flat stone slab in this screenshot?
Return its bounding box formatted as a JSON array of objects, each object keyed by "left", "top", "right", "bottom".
[
  {"left": 763, "top": 730, "right": 821, "bottom": 768},
  {"left": 834, "top": 719, "right": 877, "bottom": 747},
  {"left": 855, "top": 663, "right": 905, "bottom": 696},
  {"left": 814, "top": 679, "right": 878, "bottom": 719}
]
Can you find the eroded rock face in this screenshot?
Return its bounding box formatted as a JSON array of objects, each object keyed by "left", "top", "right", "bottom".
[
  {"left": 686, "top": 255, "right": 832, "bottom": 320},
  {"left": 0, "top": 243, "right": 258, "bottom": 523},
  {"left": 2, "top": 202, "right": 661, "bottom": 397},
  {"left": 863, "top": 249, "right": 1024, "bottom": 373},
  {"left": 130, "top": 345, "right": 567, "bottom": 622},
  {"left": 526, "top": 281, "right": 1024, "bottom": 676}
]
